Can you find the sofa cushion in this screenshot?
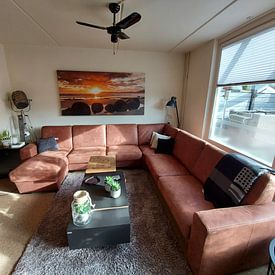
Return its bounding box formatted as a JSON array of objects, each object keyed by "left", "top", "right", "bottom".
[
  {"left": 107, "top": 124, "right": 138, "bottom": 146},
  {"left": 107, "top": 145, "right": 142, "bottom": 161},
  {"left": 42, "top": 126, "right": 72, "bottom": 152},
  {"left": 158, "top": 175, "right": 214, "bottom": 239},
  {"left": 73, "top": 125, "right": 106, "bottom": 149},
  {"left": 68, "top": 147, "right": 106, "bottom": 164},
  {"left": 192, "top": 143, "right": 224, "bottom": 184},
  {"left": 40, "top": 150, "right": 69, "bottom": 162},
  {"left": 138, "top": 123, "right": 165, "bottom": 145},
  {"left": 139, "top": 145, "right": 156, "bottom": 156},
  {"left": 241, "top": 173, "right": 275, "bottom": 205},
  {"left": 150, "top": 132, "right": 171, "bottom": 149},
  {"left": 9, "top": 154, "right": 67, "bottom": 183},
  {"left": 163, "top": 124, "right": 178, "bottom": 138},
  {"left": 156, "top": 138, "right": 175, "bottom": 154},
  {"left": 173, "top": 130, "right": 205, "bottom": 171},
  {"left": 145, "top": 154, "right": 189, "bottom": 181}
]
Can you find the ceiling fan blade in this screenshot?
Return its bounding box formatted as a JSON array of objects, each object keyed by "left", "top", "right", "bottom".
[
  {"left": 116, "top": 12, "right": 141, "bottom": 29},
  {"left": 118, "top": 32, "right": 130, "bottom": 40},
  {"left": 76, "top": 21, "right": 107, "bottom": 30}
]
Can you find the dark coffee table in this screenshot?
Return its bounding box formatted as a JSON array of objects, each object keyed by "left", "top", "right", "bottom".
[{"left": 67, "top": 171, "right": 130, "bottom": 249}]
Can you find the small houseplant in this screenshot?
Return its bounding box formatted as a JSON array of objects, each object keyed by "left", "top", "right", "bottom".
[
  {"left": 0, "top": 129, "right": 11, "bottom": 148},
  {"left": 109, "top": 181, "right": 121, "bottom": 198},
  {"left": 104, "top": 176, "right": 116, "bottom": 192}
]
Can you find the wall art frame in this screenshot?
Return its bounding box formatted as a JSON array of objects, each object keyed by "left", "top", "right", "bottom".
[{"left": 56, "top": 70, "right": 145, "bottom": 116}]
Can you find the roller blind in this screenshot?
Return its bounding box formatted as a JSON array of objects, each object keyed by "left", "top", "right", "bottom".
[{"left": 217, "top": 26, "right": 275, "bottom": 86}]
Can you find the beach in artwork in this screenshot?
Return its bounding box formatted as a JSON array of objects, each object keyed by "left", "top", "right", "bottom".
[{"left": 56, "top": 71, "right": 145, "bottom": 116}]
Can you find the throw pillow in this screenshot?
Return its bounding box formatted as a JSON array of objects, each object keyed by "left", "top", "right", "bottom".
[
  {"left": 38, "top": 137, "right": 59, "bottom": 153},
  {"left": 149, "top": 131, "right": 157, "bottom": 147},
  {"left": 150, "top": 132, "right": 171, "bottom": 149},
  {"left": 156, "top": 138, "right": 175, "bottom": 154}
]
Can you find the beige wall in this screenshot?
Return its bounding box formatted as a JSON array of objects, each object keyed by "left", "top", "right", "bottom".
[
  {"left": 0, "top": 45, "right": 12, "bottom": 132},
  {"left": 4, "top": 45, "right": 184, "bottom": 129},
  {"left": 182, "top": 40, "right": 215, "bottom": 138}
]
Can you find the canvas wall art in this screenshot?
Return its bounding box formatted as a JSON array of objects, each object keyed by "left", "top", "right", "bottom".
[{"left": 56, "top": 70, "right": 145, "bottom": 116}]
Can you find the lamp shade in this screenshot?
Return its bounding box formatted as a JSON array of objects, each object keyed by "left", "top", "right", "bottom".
[{"left": 166, "top": 96, "right": 177, "bottom": 108}]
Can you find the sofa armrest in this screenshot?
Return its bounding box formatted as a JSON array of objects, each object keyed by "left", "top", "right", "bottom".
[
  {"left": 20, "top": 143, "right": 38, "bottom": 161},
  {"left": 187, "top": 204, "right": 275, "bottom": 275}
]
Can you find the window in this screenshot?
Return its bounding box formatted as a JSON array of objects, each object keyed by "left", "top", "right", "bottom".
[{"left": 209, "top": 26, "right": 275, "bottom": 166}]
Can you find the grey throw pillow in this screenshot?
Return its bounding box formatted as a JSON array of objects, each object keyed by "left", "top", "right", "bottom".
[{"left": 38, "top": 137, "right": 59, "bottom": 153}]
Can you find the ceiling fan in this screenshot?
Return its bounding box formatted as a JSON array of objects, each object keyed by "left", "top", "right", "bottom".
[{"left": 76, "top": 2, "right": 141, "bottom": 44}]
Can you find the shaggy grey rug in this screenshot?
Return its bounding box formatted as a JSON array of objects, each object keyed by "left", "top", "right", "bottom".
[{"left": 14, "top": 169, "right": 191, "bottom": 275}]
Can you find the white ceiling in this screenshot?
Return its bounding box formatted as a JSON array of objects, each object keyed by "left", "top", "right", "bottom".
[{"left": 0, "top": 0, "right": 274, "bottom": 52}]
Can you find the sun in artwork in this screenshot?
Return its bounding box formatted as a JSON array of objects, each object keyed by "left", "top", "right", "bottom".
[{"left": 89, "top": 87, "right": 102, "bottom": 94}]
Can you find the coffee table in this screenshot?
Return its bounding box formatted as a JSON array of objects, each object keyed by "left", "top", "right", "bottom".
[{"left": 66, "top": 171, "right": 130, "bottom": 249}]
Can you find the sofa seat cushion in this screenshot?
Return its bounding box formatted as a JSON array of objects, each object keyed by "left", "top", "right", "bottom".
[
  {"left": 39, "top": 150, "right": 69, "bottom": 164},
  {"left": 9, "top": 154, "right": 67, "bottom": 183},
  {"left": 68, "top": 147, "right": 106, "bottom": 164},
  {"left": 145, "top": 154, "right": 189, "bottom": 181},
  {"left": 139, "top": 145, "right": 156, "bottom": 156},
  {"left": 158, "top": 175, "right": 214, "bottom": 239},
  {"left": 107, "top": 145, "right": 142, "bottom": 161},
  {"left": 40, "top": 149, "right": 70, "bottom": 157}
]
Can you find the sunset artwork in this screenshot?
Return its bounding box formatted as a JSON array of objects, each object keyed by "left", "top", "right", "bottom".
[{"left": 57, "top": 70, "right": 145, "bottom": 116}]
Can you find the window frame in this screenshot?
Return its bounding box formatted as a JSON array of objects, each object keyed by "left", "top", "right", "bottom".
[{"left": 202, "top": 13, "right": 275, "bottom": 166}]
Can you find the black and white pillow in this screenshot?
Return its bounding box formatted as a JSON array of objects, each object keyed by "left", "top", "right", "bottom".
[{"left": 150, "top": 132, "right": 171, "bottom": 149}]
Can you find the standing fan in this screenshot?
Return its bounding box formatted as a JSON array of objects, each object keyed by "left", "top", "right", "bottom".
[
  {"left": 76, "top": 2, "right": 141, "bottom": 44},
  {"left": 10, "top": 90, "right": 35, "bottom": 143}
]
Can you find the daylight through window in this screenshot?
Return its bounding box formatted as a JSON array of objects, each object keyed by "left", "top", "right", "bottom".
[{"left": 209, "top": 26, "right": 275, "bottom": 166}]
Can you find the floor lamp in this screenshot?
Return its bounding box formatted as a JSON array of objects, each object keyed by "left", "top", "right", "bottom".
[{"left": 166, "top": 96, "right": 180, "bottom": 128}]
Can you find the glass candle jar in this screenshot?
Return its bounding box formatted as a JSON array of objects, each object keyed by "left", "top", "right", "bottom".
[{"left": 71, "top": 190, "right": 95, "bottom": 226}]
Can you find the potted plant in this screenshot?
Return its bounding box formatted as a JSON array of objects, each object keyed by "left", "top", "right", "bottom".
[
  {"left": 0, "top": 130, "right": 11, "bottom": 148},
  {"left": 110, "top": 181, "right": 121, "bottom": 198},
  {"left": 104, "top": 176, "right": 116, "bottom": 192}
]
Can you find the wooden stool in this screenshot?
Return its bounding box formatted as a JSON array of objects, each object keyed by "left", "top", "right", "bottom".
[{"left": 85, "top": 155, "right": 116, "bottom": 174}]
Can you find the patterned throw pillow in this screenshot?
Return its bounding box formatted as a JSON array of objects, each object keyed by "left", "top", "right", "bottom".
[
  {"left": 38, "top": 137, "right": 59, "bottom": 153},
  {"left": 150, "top": 132, "right": 171, "bottom": 149}
]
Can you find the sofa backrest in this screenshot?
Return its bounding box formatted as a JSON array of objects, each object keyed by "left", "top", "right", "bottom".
[
  {"left": 163, "top": 124, "right": 179, "bottom": 138},
  {"left": 193, "top": 143, "right": 275, "bottom": 205},
  {"left": 138, "top": 123, "right": 165, "bottom": 145},
  {"left": 241, "top": 173, "right": 275, "bottom": 205},
  {"left": 107, "top": 124, "right": 138, "bottom": 146},
  {"left": 191, "top": 143, "right": 225, "bottom": 184},
  {"left": 72, "top": 125, "right": 106, "bottom": 149},
  {"left": 41, "top": 126, "right": 72, "bottom": 152},
  {"left": 173, "top": 130, "right": 206, "bottom": 171}
]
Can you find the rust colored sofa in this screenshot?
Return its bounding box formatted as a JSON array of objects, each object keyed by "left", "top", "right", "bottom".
[{"left": 9, "top": 123, "right": 275, "bottom": 274}]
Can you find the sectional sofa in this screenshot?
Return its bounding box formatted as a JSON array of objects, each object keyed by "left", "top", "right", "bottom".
[{"left": 9, "top": 123, "right": 275, "bottom": 275}]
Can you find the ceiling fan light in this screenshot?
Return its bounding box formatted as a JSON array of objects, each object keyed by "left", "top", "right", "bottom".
[{"left": 111, "top": 34, "right": 118, "bottom": 43}]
